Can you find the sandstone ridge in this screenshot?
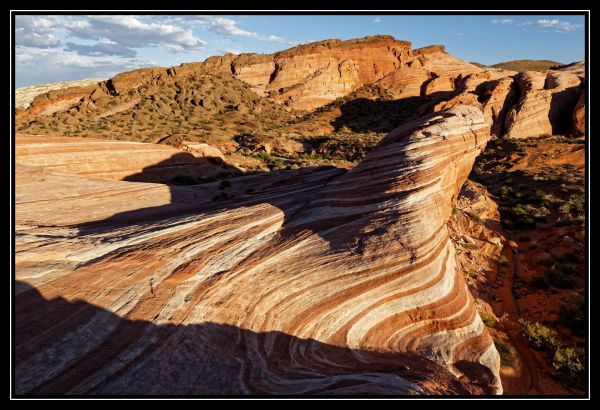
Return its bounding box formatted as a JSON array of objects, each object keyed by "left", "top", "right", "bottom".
[
  {"left": 16, "top": 105, "right": 501, "bottom": 395},
  {"left": 16, "top": 36, "right": 584, "bottom": 145}
]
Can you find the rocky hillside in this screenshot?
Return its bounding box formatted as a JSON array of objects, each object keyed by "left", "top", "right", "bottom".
[
  {"left": 15, "top": 37, "right": 584, "bottom": 171},
  {"left": 491, "top": 60, "right": 562, "bottom": 72},
  {"left": 16, "top": 78, "right": 106, "bottom": 109}
]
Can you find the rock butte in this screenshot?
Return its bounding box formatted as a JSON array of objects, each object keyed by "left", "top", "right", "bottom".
[
  {"left": 16, "top": 36, "right": 584, "bottom": 139},
  {"left": 16, "top": 105, "right": 502, "bottom": 395}
]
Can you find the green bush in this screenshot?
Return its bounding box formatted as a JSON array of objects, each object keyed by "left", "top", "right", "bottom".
[
  {"left": 497, "top": 255, "right": 508, "bottom": 266},
  {"left": 466, "top": 212, "right": 484, "bottom": 225},
  {"left": 553, "top": 347, "right": 585, "bottom": 388},
  {"left": 560, "top": 252, "right": 581, "bottom": 264},
  {"left": 538, "top": 257, "right": 555, "bottom": 267},
  {"left": 529, "top": 269, "right": 574, "bottom": 290},
  {"left": 557, "top": 293, "right": 585, "bottom": 337},
  {"left": 519, "top": 319, "right": 559, "bottom": 350},
  {"left": 256, "top": 152, "right": 284, "bottom": 170},
  {"left": 494, "top": 338, "right": 518, "bottom": 369},
  {"left": 480, "top": 310, "right": 497, "bottom": 328},
  {"left": 499, "top": 186, "right": 513, "bottom": 198}
]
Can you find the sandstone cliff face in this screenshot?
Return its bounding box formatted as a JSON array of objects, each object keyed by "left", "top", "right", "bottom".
[
  {"left": 504, "top": 71, "right": 582, "bottom": 139},
  {"left": 265, "top": 36, "right": 411, "bottom": 109},
  {"left": 572, "top": 91, "right": 585, "bottom": 136},
  {"left": 15, "top": 105, "right": 500, "bottom": 395},
  {"left": 15, "top": 36, "right": 585, "bottom": 146},
  {"left": 19, "top": 36, "right": 475, "bottom": 118},
  {"left": 430, "top": 67, "right": 584, "bottom": 139}
]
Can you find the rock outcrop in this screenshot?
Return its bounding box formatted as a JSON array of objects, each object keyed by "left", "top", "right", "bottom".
[
  {"left": 504, "top": 71, "right": 582, "bottom": 139},
  {"left": 555, "top": 61, "right": 585, "bottom": 77},
  {"left": 15, "top": 78, "right": 106, "bottom": 109},
  {"left": 15, "top": 36, "right": 585, "bottom": 144},
  {"left": 18, "top": 36, "right": 482, "bottom": 120},
  {"left": 572, "top": 92, "right": 585, "bottom": 136},
  {"left": 431, "top": 68, "right": 584, "bottom": 139},
  {"left": 15, "top": 105, "right": 500, "bottom": 395},
  {"left": 15, "top": 135, "right": 236, "bottom": 183}
]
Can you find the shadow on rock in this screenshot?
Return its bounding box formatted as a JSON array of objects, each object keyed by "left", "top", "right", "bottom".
[{"left": 14, "top": 280, "right": 491, "bottom": 396}]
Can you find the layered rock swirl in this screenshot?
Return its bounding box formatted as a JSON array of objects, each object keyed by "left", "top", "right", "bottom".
[{"left": 15, "top": 105, "right": 500, "bottom": 395}]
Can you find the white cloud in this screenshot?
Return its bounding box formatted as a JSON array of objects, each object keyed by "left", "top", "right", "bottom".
[
  {"left": 519, "top": 19, "right": 581, "bottom": 32},
  {"left": 15, "top": 46, "right": 156, "bottom": 87},
  {"left": 15, "top": 16, "right": 61, "bottom": 47},
  {"left": 14, "top": 15, "right": 300, "bottom": 86},
  {"left": 195, "top": 16, "right": 298, "bottom": 45},
  {"left": 65, "top": 41, "right": 137, "bottom": 58},
  {"left": 373, "top": 17, "right": 381, "bottom": 23},
  {"left": 16, "top": 29, "right": 60, "bottom": 47},
  {"left": 491, "top": 19, "right": 514, "bottom": 24},
  {"left": 65, "top": 15, "right": 206, "bottom": 53}
]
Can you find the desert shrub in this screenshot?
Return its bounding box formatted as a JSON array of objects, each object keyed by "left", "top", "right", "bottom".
[
  {"left": 529, "top": 269, "right": 574, "bottom": 290},
  {"left": 555, "top": 217, "right": 584, "bottom": 227},
  {"left": 533, "top": 174, "right": 550, "bottom": 182},
  {"left": 568, "top": 194, "right": 585, "bottom": 216},
  {"left": 561, "top": 252, "right": 581, "bottom": 264},
  {"left": 553, "top": 347, "right": 585, "bottom": 388},
  {"left": 556, "top": 262, "right": 575, "bottom": 276},
  {"left": 557, "top": 293, "right": 585, "bottom": 337},
  {"left": 480, "top": 311, "right": 497, "bottom": 328},
  {"left": 537, "top": 192, "right": 561, "bottom": 206},
  {"left": 494, "top": 338, "right": 518, "bottom": 368},
  {"left": 501, "top": 204, "right": 541, "bottom": 229},
  {"left": 466, "top": 212, "right": 484, "bottom": 225},
  {"left": 499, "top": 186, "right": 513, "bottom": 198},
  {"left": 538, "top": 257, "right": 555, "bottom": 267},
  {"left": 497, "top": 255, "right": 508, "bottom": 266},
  {"left": 519, "top": 319, "right": 558, "bottom": 350},
  {"left": 471, "top": 163, "right": 483, "bottom": 175},
  {"left": 256, "top": 152, "right": 284, "bottom": 170}
]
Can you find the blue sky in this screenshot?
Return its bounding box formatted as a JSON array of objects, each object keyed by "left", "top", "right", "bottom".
[{"left": 14, "top": 14, "right": 586, "bottom": 87}]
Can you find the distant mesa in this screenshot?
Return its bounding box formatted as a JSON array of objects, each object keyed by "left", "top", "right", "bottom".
[{"left": 490, "top": 59, "right": 563, "bottom": 72}]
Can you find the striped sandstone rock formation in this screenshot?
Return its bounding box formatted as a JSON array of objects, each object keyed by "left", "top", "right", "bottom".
[
  {"left": 15, "top": 105, "right": 501, "bottom": 395},
  {"left": 15, "top": 134, "right": 236, "bottom": 183}
]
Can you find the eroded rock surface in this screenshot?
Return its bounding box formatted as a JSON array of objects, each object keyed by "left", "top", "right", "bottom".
[
  {"left": 15, "top": 105, "right": 501, "bottom": 395},
  {"left": 15, "top": 135, "right": 236, "bottom": 183},
  {"left": 504, "top": 71, "right": 582, "bottom": 139}
]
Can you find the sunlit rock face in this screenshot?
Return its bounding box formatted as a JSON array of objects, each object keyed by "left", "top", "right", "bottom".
[
  {"left": 15, "top": 105, "right": 500, "bottom": 395},
  {"left": 503, "top": 71, "right": 582, "bottom": 139}
]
